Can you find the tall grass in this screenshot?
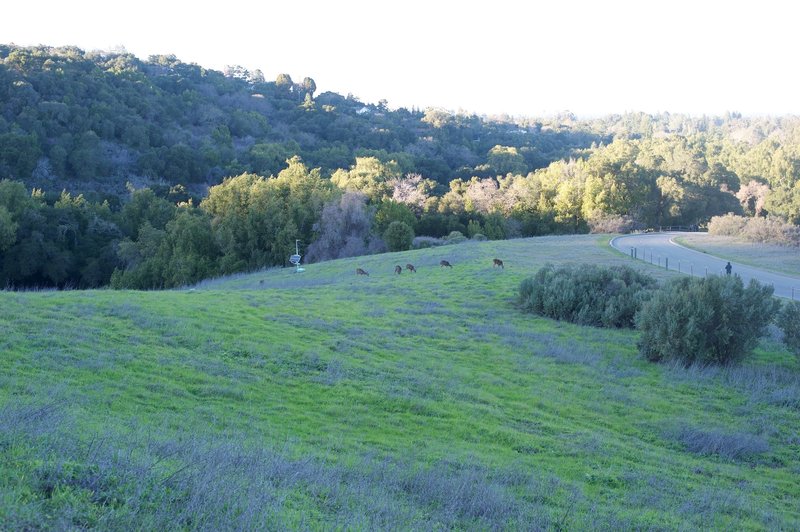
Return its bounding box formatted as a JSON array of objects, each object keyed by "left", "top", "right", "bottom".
[
  {"left": 665, "top": 360, "right": 800, "bottom": 409},
  {"left": 666, "top": 423, "right": 770, "bottom": 460},
  {"left": 0, "top": 400, "right": 573, "bottom": 530}
]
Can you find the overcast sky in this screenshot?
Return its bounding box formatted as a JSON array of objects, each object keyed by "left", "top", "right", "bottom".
[{"left": 3, "top": 0, "right": 798, "bottom": 117}]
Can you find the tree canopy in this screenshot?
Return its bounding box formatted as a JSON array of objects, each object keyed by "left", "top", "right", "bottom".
[{"left": 2, "top": 44, "right": 800, "bottom": 289}]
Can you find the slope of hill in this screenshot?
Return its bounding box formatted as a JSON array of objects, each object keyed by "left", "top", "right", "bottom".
[
  {"left": 1, "top": 236, "right": 799, "bottom": 529},
  {"left": 0, "top": 44, "right": 599, "bottom": 197}
]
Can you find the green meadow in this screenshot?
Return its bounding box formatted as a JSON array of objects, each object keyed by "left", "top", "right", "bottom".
[{"left": 2, "top": 235, "right": 799, "bottom": 530}]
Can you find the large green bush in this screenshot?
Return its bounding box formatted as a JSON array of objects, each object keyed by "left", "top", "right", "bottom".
[
  {"left": 777, "top": 300, "right": 800, "bottom": 357},
  {"left": 636, "top": 275, "right": 779, "bottom": 365},
  {"left": 383, "top": 221, "right": 414, "bottom": 252},
  {"left": 518, "top": 263, "right": 657, "bottom": 328}
]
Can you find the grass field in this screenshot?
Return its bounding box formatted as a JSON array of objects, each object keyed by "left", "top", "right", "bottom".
[
  {"left": 675, "top": 234, "right": 800, "bottom": 278},
  {"left": 2, "top": 235, "right": 799, "bottom": 530}
]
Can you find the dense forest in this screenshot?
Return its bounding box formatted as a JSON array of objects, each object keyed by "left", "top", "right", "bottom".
[{"left": 1, "top": 45, "right": 799, "bottom": 289}]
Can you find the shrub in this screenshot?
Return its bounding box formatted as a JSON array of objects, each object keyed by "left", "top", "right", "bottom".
[
  {"left": 471, "top": 233, "right": 488, "bottom": 241},
  {"left": 412, "top": 236, "right": 445, "bottom": 249},
  {"left": 518, "top": 263, "right": 657, "bottom": 328},
  {"left": 636, "top": 275, "right": 779, "bottom": 365},
  {"left": 742, "top": 216, "right": 800, "bottom": 246},
  {"left": 707, "top": 213, "right": 747, "bottom": 236},
  {"left": 413, "top": 232, "right": 488, "bottom": 248},
  {"left": 587, "top": 213, "right": 638, "bottom": 234},
  {"left": 666, "top": 423, "right": 770, "bottom": 460},
  {"left": 777, "top": 300, "right": 800, "bottom": 357},
  {"left": 383, "top": 221, "right": 414, "bottom": 252},
  {"left": 707, "top": 213, "right": 800, "bottom": 246},
  {"left": 444, "top": 231, "right": 468, "bottom": 244}
]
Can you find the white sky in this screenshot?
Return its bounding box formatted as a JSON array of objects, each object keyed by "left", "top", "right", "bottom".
[{"left": 3, "top": 0, "right": 799, "bottom": 117}]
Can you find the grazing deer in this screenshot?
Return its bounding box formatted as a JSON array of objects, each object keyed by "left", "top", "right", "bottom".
[
  {"left": 493, "top": 258, "right": 504, "bottom": 269},
  {"left": 356, "top": 268, "right": 369, "bottom": 276},
  {"left": 394, "top": 265, "right": 402, "bottom": 275},
  {"left": 405, "top": 263, "right": 416, "bottom": 273},
  {"left": 440, "top": 260, "right": 453, "bottom": 268}
]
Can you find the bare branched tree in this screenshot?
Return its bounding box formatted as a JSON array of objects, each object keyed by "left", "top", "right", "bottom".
[{"left": 307, "top": 192, "right": 382, "bottom": 262}]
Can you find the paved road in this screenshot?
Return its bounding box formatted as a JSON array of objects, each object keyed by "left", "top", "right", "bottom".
[{"left": 611, "top": 232, "right": 800, "bottom": 300}]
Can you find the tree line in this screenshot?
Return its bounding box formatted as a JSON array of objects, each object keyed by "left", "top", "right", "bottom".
[{"left": 1, "top": 45, "right": 799, "bottom": 289}]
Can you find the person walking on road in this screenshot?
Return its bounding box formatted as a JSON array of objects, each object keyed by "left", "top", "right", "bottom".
[{"left": 725, "top": 262, "right": 732, "bottom": 276}]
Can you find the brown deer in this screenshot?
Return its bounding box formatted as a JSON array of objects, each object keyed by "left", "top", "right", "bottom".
[
  {"left": 405, "top": 263, "right": 416, "bottom": 273},
  {"left": 394, "top": 265, "right": 402, "bottom": 275},
  {"left": 356, "top": 268, "right": 369, "bottom": 276},
  {"left": 493, "top": 258, "right": 504, "bottom": 269},
  {"left": 440, "top": 260, "right": 453, "bottom": 268}
]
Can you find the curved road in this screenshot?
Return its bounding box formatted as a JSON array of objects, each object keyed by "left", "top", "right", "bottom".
[{"left": 611, "top": 232, "right": 800, "bottom": 300}]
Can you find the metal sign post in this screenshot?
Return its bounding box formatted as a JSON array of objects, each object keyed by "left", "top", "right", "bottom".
[{"left": 290, "top": 240, "right": 304, "bottom": 273}]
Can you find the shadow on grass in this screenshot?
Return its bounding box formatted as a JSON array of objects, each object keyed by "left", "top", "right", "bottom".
[{"left": 2, "top": 399, "right": 564, "bottom": 530}]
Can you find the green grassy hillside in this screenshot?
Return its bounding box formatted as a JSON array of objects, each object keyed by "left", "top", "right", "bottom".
[{"left": 2, "top": 235, "right": 799, "bottom": 530}]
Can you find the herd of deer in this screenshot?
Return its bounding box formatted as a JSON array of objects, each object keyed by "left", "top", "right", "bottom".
[{"left": 355, "top": 258, "right": 503, "bottom": 276}]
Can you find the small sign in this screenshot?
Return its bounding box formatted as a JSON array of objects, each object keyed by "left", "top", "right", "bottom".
[{"left": 289, "top": 254, "right": 301, "bottom": 265}]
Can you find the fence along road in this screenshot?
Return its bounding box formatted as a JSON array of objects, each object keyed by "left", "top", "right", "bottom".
[{"left": 610, "top": 232, "right": 799, "bottom": 300}]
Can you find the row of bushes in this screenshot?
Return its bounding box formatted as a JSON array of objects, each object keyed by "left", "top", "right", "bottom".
[
  {"left": 708, "top": 214, "right": 800, "bottom": 246},
  {"left": 518, "top": 264, "right": 800, "bottom": 365},
  {"left": 412, "top": 230, "right": 487, "bottom": 249}
]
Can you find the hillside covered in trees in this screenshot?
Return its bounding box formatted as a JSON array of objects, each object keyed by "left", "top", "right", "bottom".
[{"left": 1, "top": 44, "right": 799, "bottom": 289}]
